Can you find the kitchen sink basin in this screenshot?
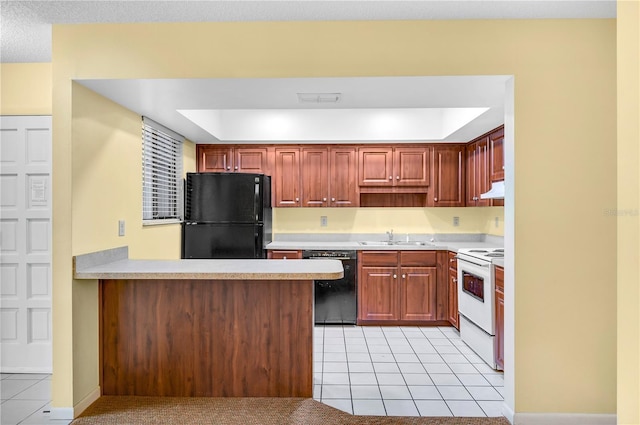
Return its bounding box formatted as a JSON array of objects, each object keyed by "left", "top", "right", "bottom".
[
  {"left": 358, "top": 241, "right": 434, "bottom": 247},
  {"left": 393, "top": 241, "right": 434, "bottom": 246}
]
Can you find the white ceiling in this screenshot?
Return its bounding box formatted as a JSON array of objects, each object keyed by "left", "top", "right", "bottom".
[
  {"left": 78, "top": 76, "right": 508, "bottom": 143},
  {"left": 5, "top": 0, "right": 615, "bottom": 144}
]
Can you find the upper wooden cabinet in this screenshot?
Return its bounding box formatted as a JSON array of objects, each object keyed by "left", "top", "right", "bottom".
[
  {"left": 359, "top": 146, "right": 431, "bottom": 188},
  {"left": 197, "top": 145, "right": 271, "bottom": 175},
  {"left": 489, "top": 127, "right": 504, "bottom": 182},
  {"left": 274, "top": 147, "right": 301, "bottom": 207},
  {"left": 466, "top": 137, "right": 491, "bottom": 207},
  {"left": 302, "top": 147, "right": 358, "bottom": 207},
  {"left": 432, "top": 145, "right": 465, "bottom": 207}
]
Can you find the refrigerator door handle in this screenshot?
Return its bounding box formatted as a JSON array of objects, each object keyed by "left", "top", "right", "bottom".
[
  {"left": 254, "top": 232, "right": 261, "bottom": 258},
  {"left": 254, "top": 178, "right": 261, "bottom": 222}
]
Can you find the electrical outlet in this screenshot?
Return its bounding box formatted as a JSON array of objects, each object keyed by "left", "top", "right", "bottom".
[
  {"left": 118, "top": 220, "right": 125, "bottom": 236},
  {"left": 495, "top": 217, "right": 499, "bottom": 228},
  {"left": 453, "top": 216, "right": 459, "bottom": 227},
  {"left": 320, "top": 216, "right": 328, "bottom": 227}
]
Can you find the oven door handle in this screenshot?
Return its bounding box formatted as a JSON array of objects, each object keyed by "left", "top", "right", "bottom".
[{"left": 454, "top": 256, "right": 490, "bottom": 268}]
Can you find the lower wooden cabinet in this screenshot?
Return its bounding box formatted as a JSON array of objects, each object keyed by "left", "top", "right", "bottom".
[
  {"left": 447, "top": 251, "right": 459, "bottom": 329},
  {"left": 358, "top": 251, "right": 436, "bottom": 324},
  {"left": 494, "top": 265, "right": 505, "bottom": 370},
  {"left": 267, "top": 250, "right": 302, "bottom": 260}
]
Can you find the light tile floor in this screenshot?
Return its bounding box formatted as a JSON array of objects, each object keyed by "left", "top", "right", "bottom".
[
  {"left": 1, "top": 325, "right": 504, "bottom": 422},
  {"left": 0, "top": 373, "right": 71, "bottom": 425},
  {"left": 314, "top": 325, "right": 505, "bottom": 417}
]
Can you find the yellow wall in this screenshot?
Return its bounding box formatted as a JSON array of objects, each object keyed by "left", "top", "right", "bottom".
[
  {"left": 617, "top": 1, "right": 640, "bottom": 423},
  {"left": 50, "top": 19, "right": 617, "bottom": 416},
  {"left": 274, "top": 207, "right": 504, "bottom": 236},
  {"left": 0, "top": 63, "right": 52, "bottom": 115}
]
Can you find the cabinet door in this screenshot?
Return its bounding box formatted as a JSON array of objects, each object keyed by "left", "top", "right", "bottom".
[
  {"left": 476, "top": 138, "right": 491, "bottom": 207},
  {"left": 494, "top": 266, "right": 505, "bottom": 370},
  {"left": 329, "top": 147, "right": 358, "bottom": 207},
  {"left": 433, "top": 145, "right": 465, "bottom": 207},
  {"left": 466, "top": 142, "right": 478, "bottom": 206},
  {"left": 235, "top": 147, "right": 270, "bottom": 174},
  {"left": 198, "top": 146, "right": 233, "bottom": 172},
  {"left": 359, "top": 266, "right": 399, "bottom": 321},
  {"left": 489, "top": 127, "right": 504, "bottom": 182},
  {"left": 358, "top": 147, "right": 394, "bottom": 186},
  {"left": 448, "top": 267, "right": 459, "bottom": 329},
  {"left": 274, "top": 148, "right": 301, "bottom": 207},
  {"left": 400, "top": 266, "right": 436, "bottom": 321},
  {"left": 268, "top": 250, "right": 302, "bottom": 260},
  {"left": 394, "top": 147, "right": 431, "bottom": 187},
  {"left": 466, "top": 139, "right": 491, "bottom": 207},
  {"left": 301, "top": 147, "right": 329, "bottom": 207}
]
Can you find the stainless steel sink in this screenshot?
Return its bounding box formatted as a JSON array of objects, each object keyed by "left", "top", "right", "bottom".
[
  {"left": 392, "top": 241, "right": 433, "bottom": 246},
  {"left": 358, "top": 241, "right": 434, "bottom": 247}
]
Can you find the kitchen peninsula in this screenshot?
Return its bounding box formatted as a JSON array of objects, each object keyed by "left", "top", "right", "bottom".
[{"left": 73, "top": 247, "right": 343, "bottom": 398}]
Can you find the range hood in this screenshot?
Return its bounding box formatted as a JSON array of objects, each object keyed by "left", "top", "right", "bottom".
[{"left": 480, "top": 180, "right": 505, "bottom": 200}]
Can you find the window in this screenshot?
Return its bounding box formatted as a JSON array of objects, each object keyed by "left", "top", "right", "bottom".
[{"left": 142, "top": 117, "right": 183, "bottom": 224}]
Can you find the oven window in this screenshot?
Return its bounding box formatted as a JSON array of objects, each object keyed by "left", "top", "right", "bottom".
[{"left": 462, "top": 272, "right": 484, "bottom": 302}]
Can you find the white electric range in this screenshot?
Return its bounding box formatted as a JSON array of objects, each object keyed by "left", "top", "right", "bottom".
[{"left": 456, "top": 248, "right": 504, "bottom": 371}]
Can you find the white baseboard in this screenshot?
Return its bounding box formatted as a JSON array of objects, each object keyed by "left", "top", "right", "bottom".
[
  {"left": 514, "top": 413, "right": 617, "bottom": 425},
  {"left": 502, "top": 402, "right": 515, "bottom": 424},
  {"left": 51, "top": 407, "right": 74, "bottom": 420},
  {"left": 51, "top": 386, "right": 100, "bottom": 420}
]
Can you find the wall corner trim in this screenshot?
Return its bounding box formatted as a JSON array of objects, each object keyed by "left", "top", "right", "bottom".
[
  {"left": 514, "top": 413, "right": 616, "bottom": 425},
  {"left": 52, "top": 386, "right": 100, "bottom": 419}
]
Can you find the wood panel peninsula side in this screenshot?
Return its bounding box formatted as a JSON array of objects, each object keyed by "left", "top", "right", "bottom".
[{"left": 73, "top": 247, "right": 343, "bottom": 398}]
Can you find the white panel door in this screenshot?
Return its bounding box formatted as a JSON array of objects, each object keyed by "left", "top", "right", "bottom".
[{"left": 0, "top": 116, "right": 52, "bottom": 373}]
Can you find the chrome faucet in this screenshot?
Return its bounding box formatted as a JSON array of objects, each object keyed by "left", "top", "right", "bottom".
[{"left": 386, "top": 229, "right": 394, "bottom": 243}]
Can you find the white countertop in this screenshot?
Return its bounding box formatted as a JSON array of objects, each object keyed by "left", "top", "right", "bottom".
[
  {"left": 73, "top": 247, "right": 344, "bottom": 280},
  {"left": 267, "top": 240, "right": 503, "bottom": 253}
]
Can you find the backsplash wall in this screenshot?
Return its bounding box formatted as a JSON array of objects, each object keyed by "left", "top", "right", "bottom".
[{"left": 273, "top": 207, "right": 504, "bottom": 236}]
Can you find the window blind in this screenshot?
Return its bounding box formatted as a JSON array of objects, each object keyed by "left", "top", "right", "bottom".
[{"left": 142, "top": 117, "right": 183, "bottom": 222}]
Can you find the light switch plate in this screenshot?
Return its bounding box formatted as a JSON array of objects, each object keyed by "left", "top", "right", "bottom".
[
  {"left": 453, "top": 216, "right": 460, "bottom": 227},
  {"left": 320, "top": 216, "right": 328, "bottom": 227},
  {"left": 118, "top": 220, "right": 125, "bottom": 236}
]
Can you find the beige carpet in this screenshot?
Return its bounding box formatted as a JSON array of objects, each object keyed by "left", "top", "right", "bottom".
[{"left": 71, "top": 396, "right": 510, "bottom": 425}]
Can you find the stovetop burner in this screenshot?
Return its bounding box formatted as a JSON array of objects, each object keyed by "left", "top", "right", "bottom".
[{"left": 457, "top": 247, "right": 504, "bottom": 262}]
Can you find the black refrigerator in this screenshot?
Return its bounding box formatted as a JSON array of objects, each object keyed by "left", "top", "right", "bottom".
[{"left": 181, "top": 172, "right": 272, "bottom": 259}]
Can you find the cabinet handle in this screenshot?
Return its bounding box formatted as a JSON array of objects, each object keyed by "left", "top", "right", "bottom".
[
  {"left": 396, "top": 176, "right": 400, "bottom": 180},
  {"left": 434, "top": 197, "right": 438, "bottom": 202},
  {"left": 331, "top": 197, "right": 336, "bottom": 202},
  {"left": 283, "top": 256, "right": 287, "bottom": 260},
  {"left": 389, "top": 176, "right": 392, "bottom": 180},
  {"left": 226, "top": 166, "right": 231, "bottom": 170},
  {"left": 234, "top": 166, "right": 238, "bottom": 170},
  {"left": 323, "top": 197, "right": 327, "bottom": 202},
  {"left": 393, "top": 274, "right": 397, "bottom": 279},
  {"left": 295, "top": 197, "right": 300, "bottom": 202},
  {"left": 402, "top": 274, "right": 406, "bottom": 279},
  {"left": 453, "top": 278, "right": 457, "bottom": 283}
]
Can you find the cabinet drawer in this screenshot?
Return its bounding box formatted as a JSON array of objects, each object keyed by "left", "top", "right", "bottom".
[
  {"left": 400, "top": 251, "right": 436, "bottom": 266},
  {"left": 268, "top": 250, "right": 302, "bottom": 260},
  {"left": 359, "top": 251, "right": 398, "bottom": 266},
  {"left": 448, "top": 251, "right": 458, "bottom": 271}
]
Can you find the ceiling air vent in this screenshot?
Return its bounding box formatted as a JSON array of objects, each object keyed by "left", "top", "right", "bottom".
[{"left": 297, "top": 93, "right": 342, "bottom": 103}]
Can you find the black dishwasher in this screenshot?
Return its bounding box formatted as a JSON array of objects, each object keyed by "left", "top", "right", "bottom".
[{"left": 302, "top": 250, "right": 357, "bottom": 325}]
